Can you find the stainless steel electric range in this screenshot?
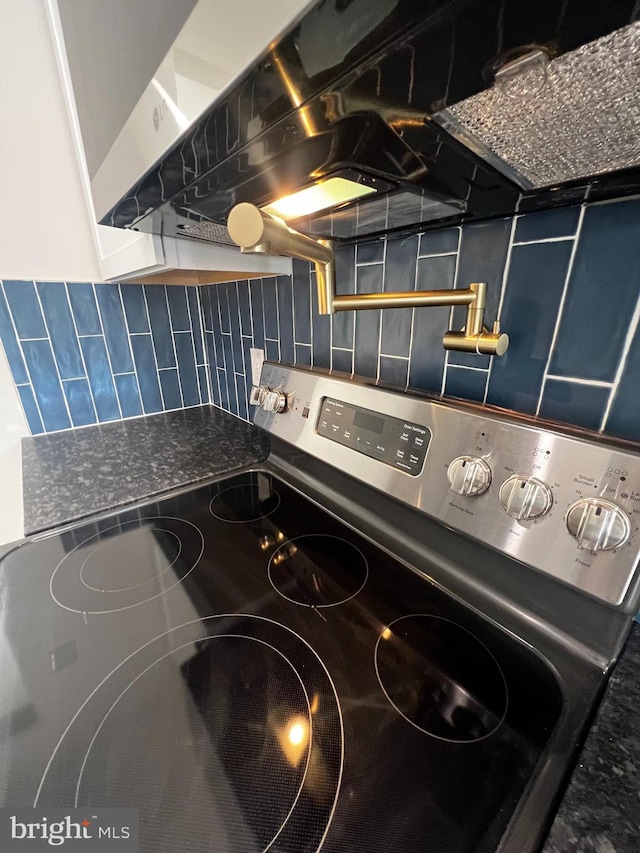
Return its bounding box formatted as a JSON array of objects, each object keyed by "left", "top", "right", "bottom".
[{"left": 1, "top": 363, "right": 639, "bottom": 853}]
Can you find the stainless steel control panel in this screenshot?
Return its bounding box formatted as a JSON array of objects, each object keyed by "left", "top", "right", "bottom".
[
  {"left": 317, "top": 398, "right": 430, "bottom": 476},
  {"left": 254, "top": 363, "right": 640, "bottom": 606}
]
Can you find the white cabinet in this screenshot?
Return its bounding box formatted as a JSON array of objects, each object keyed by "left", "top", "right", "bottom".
[
  {"left": 0, "top": 0, "right": 306, "bottom": 284},
  {"left": 46, "top": 0, "right": 309, "bottom": 283}
]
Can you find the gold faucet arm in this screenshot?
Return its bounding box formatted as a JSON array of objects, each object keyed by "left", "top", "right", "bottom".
[{"left": 227, "top": 203, "right": 509, "bottom": 357}]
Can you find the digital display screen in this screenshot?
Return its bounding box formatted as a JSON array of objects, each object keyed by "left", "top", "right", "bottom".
[{"left": 353, "top": 410, "right": 384, "bottom": 434}]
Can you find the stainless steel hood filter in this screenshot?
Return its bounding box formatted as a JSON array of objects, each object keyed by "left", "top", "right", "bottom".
[
  {"left": 179, "top": 221, "right": 235, "bottom": 245},
  {"left": 435, "top": 22, "right": 640, "bottom": 189}
]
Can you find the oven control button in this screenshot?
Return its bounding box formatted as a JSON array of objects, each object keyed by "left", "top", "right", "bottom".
[
  {"left": 447, "top": 456, "right": 491, "bottom": 496},
  {"left": 250, "top": 385, "right": 269, "bottom": 406},
  {"left": 262, "top": 390, "right": 288, "bottom": 414},
  {"left": 566, "top": 498, "right": 631, "bottom": 551},
  {"left": 499, "top": 475, "right": 553, "bottom": 520}
]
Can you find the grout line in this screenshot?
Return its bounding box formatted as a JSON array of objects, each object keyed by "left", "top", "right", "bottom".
[
  {"left": 140, "top": 285, "right": 167, "bottom": 412},
  {"left": 535, "top": 205, "right": 585, "bottom": 416},
  {"left": 216, "top": 287, "right": 233, "bottom": 411},
  {"left": 291, "top": 268, "right": 301, "bottom": 352},
  {"left": 248, "top": 279, "right": 257, "bottom": 345},
  {"left": 241, "top": 279, "right": 256, "bottom": 392},
  {"left": 375, "top": 204, "right": 390, "bottom": 382},
  {"left": 163, "top": 284, "right": 184, "bottom": 408},
  {"left": 546, "top": 374, "right": 614, "bottom": 388},
  {"left": 77, "top": 333, "right": 104, "bottom": 338},
  {"left": 18, "top": 337, "right": 49, "bottom": 342},
  {"left": 600, "top": 290, "right": 640, "bottom": 431},
  {"left": 227, "top": 283, "right": 244, "bottom": 416},
  {"left": 260, "top": 279, "right": 268, "bottom": 355},
  {"left": 483, "top": 215, "right": 519, "bottom": 406},
  {"left": 589, "top": 193, "right": 640, "bottom": 208},
  {"left": 405, "top": 234, "right": 423, "bottom": 391},
  {"left": 184, "top": 286, "right": 203, "bottom": 405},
  {"left": 447, "top": 364, "right": 489, "bottom": 373},
  {"left": 207, "top": 289, "right": 224, "bottom": 404},
  {"left": 195, "top": 286, "right": 214, "bottom": 405},
  {"left": 354, "top": 260, "right": 385, "bottom": 267},
  {"left": 0, "top": 281, "right": 48, "bottom": 433},
  {"left": 440, "top": 226, "right": 462, "bottom": 397},
  {"left": 512, "top": 236, "right": 575, "bottom": 246},
  {"left": 416, "top": 250, "right": 457, "bottom": 260},
  {"left": 351, "top": 244, "right": 357, "bottom": 377},
  {"left": 91, "top": 284, "right": 124, "bottom": 420},
  {"left": 234, "top": 281, "right": 248, "bottom": 419},
  {"left": 33, "top": 283, "right": 77, "bottom": 427},
  {"left": 116, "top": 283, "right": 146, "bottom": 418},
  {"left": 273, "top": 278, "right": 282, "bottom": 364},
  {"left": 309, "top": 265, "right": 315, "bottom": 367},
  {"left": 332, "top": 346, "right": 354, "bottom": 352},
  {"left": 64, "top": 282, "right": 99, "bottom": 424},
  {"left": 378, "top": 352, "right": 409, "bottom": 361}
]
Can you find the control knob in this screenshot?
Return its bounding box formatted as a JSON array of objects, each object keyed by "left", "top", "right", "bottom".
[
  {"left": 566, "top": 498, "right": 631, "bottom": 551},
  {"left": 262, "top": 389, "right": 288, "bottom": 414},
  {"left": 447, "top": 456, "right": 491, "bottom": 496},
  {"left": 499, "top": 475, "right": 553, "bottom": 520},
  {"left": 249, "top": 385, "right": 269, "bottom": 407}
]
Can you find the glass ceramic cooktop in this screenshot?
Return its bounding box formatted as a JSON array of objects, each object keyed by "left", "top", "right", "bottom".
[{"left": 0, "top": 471, "right": 562, "bottom": 852}]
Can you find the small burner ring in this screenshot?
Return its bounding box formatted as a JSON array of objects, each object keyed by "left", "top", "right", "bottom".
[
  {"left": 50, "top": 517, "right": 204, "bottom": 615},
  {"left": 375, "top": 615, "right": 509, "bottom": 743},
  {"left": 210, "top": 484, "right": 281, "bottom": 523},
  {"left": 268, "top": 534, "right": 369, "bottom": 608}
]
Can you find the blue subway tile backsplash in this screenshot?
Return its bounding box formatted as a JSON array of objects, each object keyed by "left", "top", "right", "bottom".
[
  {"left": 3, "top": 196, "right": 640, "bottom": 445},
  {"left": 200, "top": 196, "right": 640, "bottom": 445},
  {"left": 549, "top": 201, "right": 640, "bottom": 383},
  {"left": 21, "top": 339, "right": 71, "bottom": 433},
  {"left": 0, "top": 281, "right": 210, "bottom": 434},
  {"left": 484, "top": 240, "right": 574, "bottom": 414}
]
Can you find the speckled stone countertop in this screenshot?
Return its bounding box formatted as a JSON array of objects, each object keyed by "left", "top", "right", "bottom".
[
  {"left": 543, "top": 622, "right": 640, "bottom": 853},
  {"left": 22, "top": 406, "right": 270, "bottom": 534}
]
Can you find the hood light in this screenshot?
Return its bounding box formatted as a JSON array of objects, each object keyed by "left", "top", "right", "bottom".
[{"left": 261, "top": 177, "right": 377, "bottom": 221}]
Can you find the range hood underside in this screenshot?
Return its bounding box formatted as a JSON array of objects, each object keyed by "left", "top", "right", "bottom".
[{"left": 101, "top": 0, "right": 640, "bottom": 246}]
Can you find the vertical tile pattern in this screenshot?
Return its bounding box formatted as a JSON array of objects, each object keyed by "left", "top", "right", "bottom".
[
  {"left": 0, "top": 281, "right": 209, "bottom": 435},
  {"left": 201, "top": 196, "right": 640, "bottom": 442},
  {"left": 485, "top": 241, "right": 574, "bottom": 413},
  {"left": 548, "top": 200, "right": 640, "bottom": 382},
  {"left": 3, "top": 198, "right": 640, "bottom": 441}
]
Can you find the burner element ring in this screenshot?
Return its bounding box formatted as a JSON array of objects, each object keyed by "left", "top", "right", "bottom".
[
  {"left": 209, "top": 484, "right": 281, "bottom": 523},
  {"left": 375, "top": 615, "right": 509, "bottom": 743},
  {"left": 50, "top": 516, "right": 204, "bottom": 615},
  {"left": 268, "top": 534, "right": 369, "bottom": 608}
]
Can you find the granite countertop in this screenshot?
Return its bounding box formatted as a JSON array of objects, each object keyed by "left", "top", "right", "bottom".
[
  {"left": 544, "top": 622, "right": 640, "bottom": 853},
  {"left": 22, "top": 405, "right": 270, "bottom": 534}
]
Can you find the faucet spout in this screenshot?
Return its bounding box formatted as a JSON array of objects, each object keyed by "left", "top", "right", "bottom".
[{"left": 227, "top": 204, "right": 508, "bottom": 355}]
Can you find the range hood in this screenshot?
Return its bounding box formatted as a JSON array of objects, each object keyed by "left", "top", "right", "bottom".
[{"left": 97, "top": 0, "right": 640, "bottom": 246}]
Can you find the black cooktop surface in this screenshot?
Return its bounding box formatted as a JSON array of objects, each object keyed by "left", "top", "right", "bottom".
[{"left": 0, "top": 471, "right": 562, "bottom": 852}]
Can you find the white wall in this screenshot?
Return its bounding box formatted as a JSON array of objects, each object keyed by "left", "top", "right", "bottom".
[
  {"left": 0, "top": 0, "right": 102, "bottom": 282},
  {"left": 0, "top": 347, "right": 28, "bottom": 545}
]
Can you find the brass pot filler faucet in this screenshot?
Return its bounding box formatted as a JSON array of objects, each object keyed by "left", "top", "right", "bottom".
[{"left": 227, "top": 203, "right": 509, "bottom": 357}]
